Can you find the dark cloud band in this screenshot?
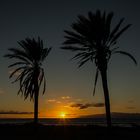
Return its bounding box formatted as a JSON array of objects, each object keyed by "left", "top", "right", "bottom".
[
  {"left": 0, "top": 111, "right": 33, "bottom": 114},
  {"left": 71, "top": 102, "right": 104, "bottom": 109}
]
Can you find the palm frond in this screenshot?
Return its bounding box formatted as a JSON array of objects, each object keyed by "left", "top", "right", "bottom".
[
  {"left": 11, "top": 69, "right": 31, "bottom": 83},
  {"left": 110, "top": 24, "right": 132, "bottom": 45},
  {"left": 5, "top": 37, "right": 50, "bottom": 101},
  {"left": 78, "top": 57, "right": 91, "bottom": 67},
  {"left": 8, "top": 62, "right": 29, "bottom": 68},
  {"left": 108, "top": 18, "right": 124, "bottom": 43},
  {"left": 4, "top": 54, "right": 31, "bottom": 64},
  {"left": 93, "top": 69, "right": 99, "bottom": 96},
  {"left": 113, "top": 51, "right": 137, "bottom": 65},
  {"left": 41, "top": 47, "right": 52, "bottom": 61},
  {"left": 103, "top": 12, "right": 114, "bottom": 44},
  {"left": 71, "top": 52, "right": 88, "bottom": 60},
  {"left": 9, "top": 66, "right": 27, "bottom": 78},
  {"left": 39, "top": 69, "right": 44, "bottom": 88},
  {"left": 61, "top": 10, "right": 135, "bottom": 101},
  {"left": 61, "top": 46, "right": 87, "bottom": 52},
  {"left": 64, "top": 30, "right": 85, "bottom": 42}
]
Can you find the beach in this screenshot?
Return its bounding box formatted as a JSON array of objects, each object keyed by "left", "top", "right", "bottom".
[{"left": 0, "top": 124, "right": 139, "bottom": 140}]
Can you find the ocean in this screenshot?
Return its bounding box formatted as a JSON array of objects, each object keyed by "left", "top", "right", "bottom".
[{"left": 0, "top": 117, "right": 140, "bottom": 127}]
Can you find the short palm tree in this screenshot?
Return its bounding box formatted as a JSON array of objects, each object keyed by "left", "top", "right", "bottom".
[
  {"left": 5, "top": 37, "right": 51, "bottom": 124},
  {"left": 61, "top": 10, "right": 137, "bottom": 127}
]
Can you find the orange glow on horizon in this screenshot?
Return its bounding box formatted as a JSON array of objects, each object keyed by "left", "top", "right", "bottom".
[{"left": 59, "top": 112, "right": 66, "bottom": 118}]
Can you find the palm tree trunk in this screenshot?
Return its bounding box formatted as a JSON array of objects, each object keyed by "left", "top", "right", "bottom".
[
  {"left": 100, "top": 69, "right": 112, "bottom": 127},
  {"left": 34, "top": 69, "right": 39, "bottom": 125},
  {"left": 34, "top": 88, "right": 39, "bottom": 124}
]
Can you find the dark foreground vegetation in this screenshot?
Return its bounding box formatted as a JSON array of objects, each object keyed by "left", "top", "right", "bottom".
[{"left": 0, "top": 124, "right": 139, "bottom": 140}]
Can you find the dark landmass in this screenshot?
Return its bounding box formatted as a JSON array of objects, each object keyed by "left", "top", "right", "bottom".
[
  {"left": 80, "top": 112, "right": 140, "bottom": 118},
  {"left": 0, "top": 123, "right": 139, "bottom": 140}
]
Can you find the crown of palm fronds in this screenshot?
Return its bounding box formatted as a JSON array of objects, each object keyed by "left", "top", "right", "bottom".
[
  {"left": 5, "top": 37, "right": 51, "bottom": 100},
  {"left": 61, "top": 10, "right": 137, "bottom": 95}
]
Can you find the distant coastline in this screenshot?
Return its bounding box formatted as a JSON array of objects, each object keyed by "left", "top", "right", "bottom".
[
  {"left": 0, "top": 112, "right": 140, "bottom": 118},
  {"left": 0, "top": 112, "right": 140, "bottom": 127},
  {"left": 79, "top": 112, "right": 140, "bottom": 118}
]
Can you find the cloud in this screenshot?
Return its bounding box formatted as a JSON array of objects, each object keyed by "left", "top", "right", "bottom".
[
  {"left": 93, "top": 103, "right": 105, "bottom": 107},
  {"left": 0, "top": 111, "right": 33, "bottom": 114},
  {"left": 66, "top": 113, "right": 77, "bottom": 117},
  {"left": 0, "top": 88, "right": 4, "bottom": 95},
  {"left": 126, "top": 106, "right": 136, "bottom": 109},
  {"left": 128, "top": 100, "right": 134, "bottom": 103},
  {"left": 47, "top": 99, "right": 61, "bottom": 104},
  {"left": 61, "top": 96, "right": 71, "bottom": 99},
  {"left": 47, "top": 96, "right": 71, "bottom": 104},
  {"left": 76, "top": 99, "right": 83, "bottom": 102},
  {"left": 64, "top": 105, "right": 71, "bottom": 108},
  {"left": 70, "top": 102, "right": 104, "bottom": 109},
  {"left": 56, "top": 101, "right": 61, "bottom": 104},
  {"left": 47, "top": 99, "right": 56, "bottom": 102}
]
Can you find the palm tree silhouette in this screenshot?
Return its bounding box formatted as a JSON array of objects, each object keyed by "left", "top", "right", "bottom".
[
  {"left": 5, "top": 37, "right": 51, "bottom": 124},
  {"left": 61, "top": 10, "right": 137, "bottom": 127}
]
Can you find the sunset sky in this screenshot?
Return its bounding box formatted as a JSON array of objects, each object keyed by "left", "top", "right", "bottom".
[{"left": 0, "top": 0, "right": 140, "bottom": 118}]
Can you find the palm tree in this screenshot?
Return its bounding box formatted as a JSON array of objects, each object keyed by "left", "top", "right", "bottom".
[
  {"left": 61, "top": 10, "right": 137, "bottom": 127},
  {"left": 5, "top": 37, "right": 51, "bottom": 124}
]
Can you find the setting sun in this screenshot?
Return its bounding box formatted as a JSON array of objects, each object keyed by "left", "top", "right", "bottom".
[{"left": 60, "top": 112, "right": 66, "bottom": 118}]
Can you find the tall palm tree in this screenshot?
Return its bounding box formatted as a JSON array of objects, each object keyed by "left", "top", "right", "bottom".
[
  {"left": 61, "top": 10, "right": 137, "bottom": 127},
  {"left": 5, "top": 37, "right": 51, "bottom": 124}
]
